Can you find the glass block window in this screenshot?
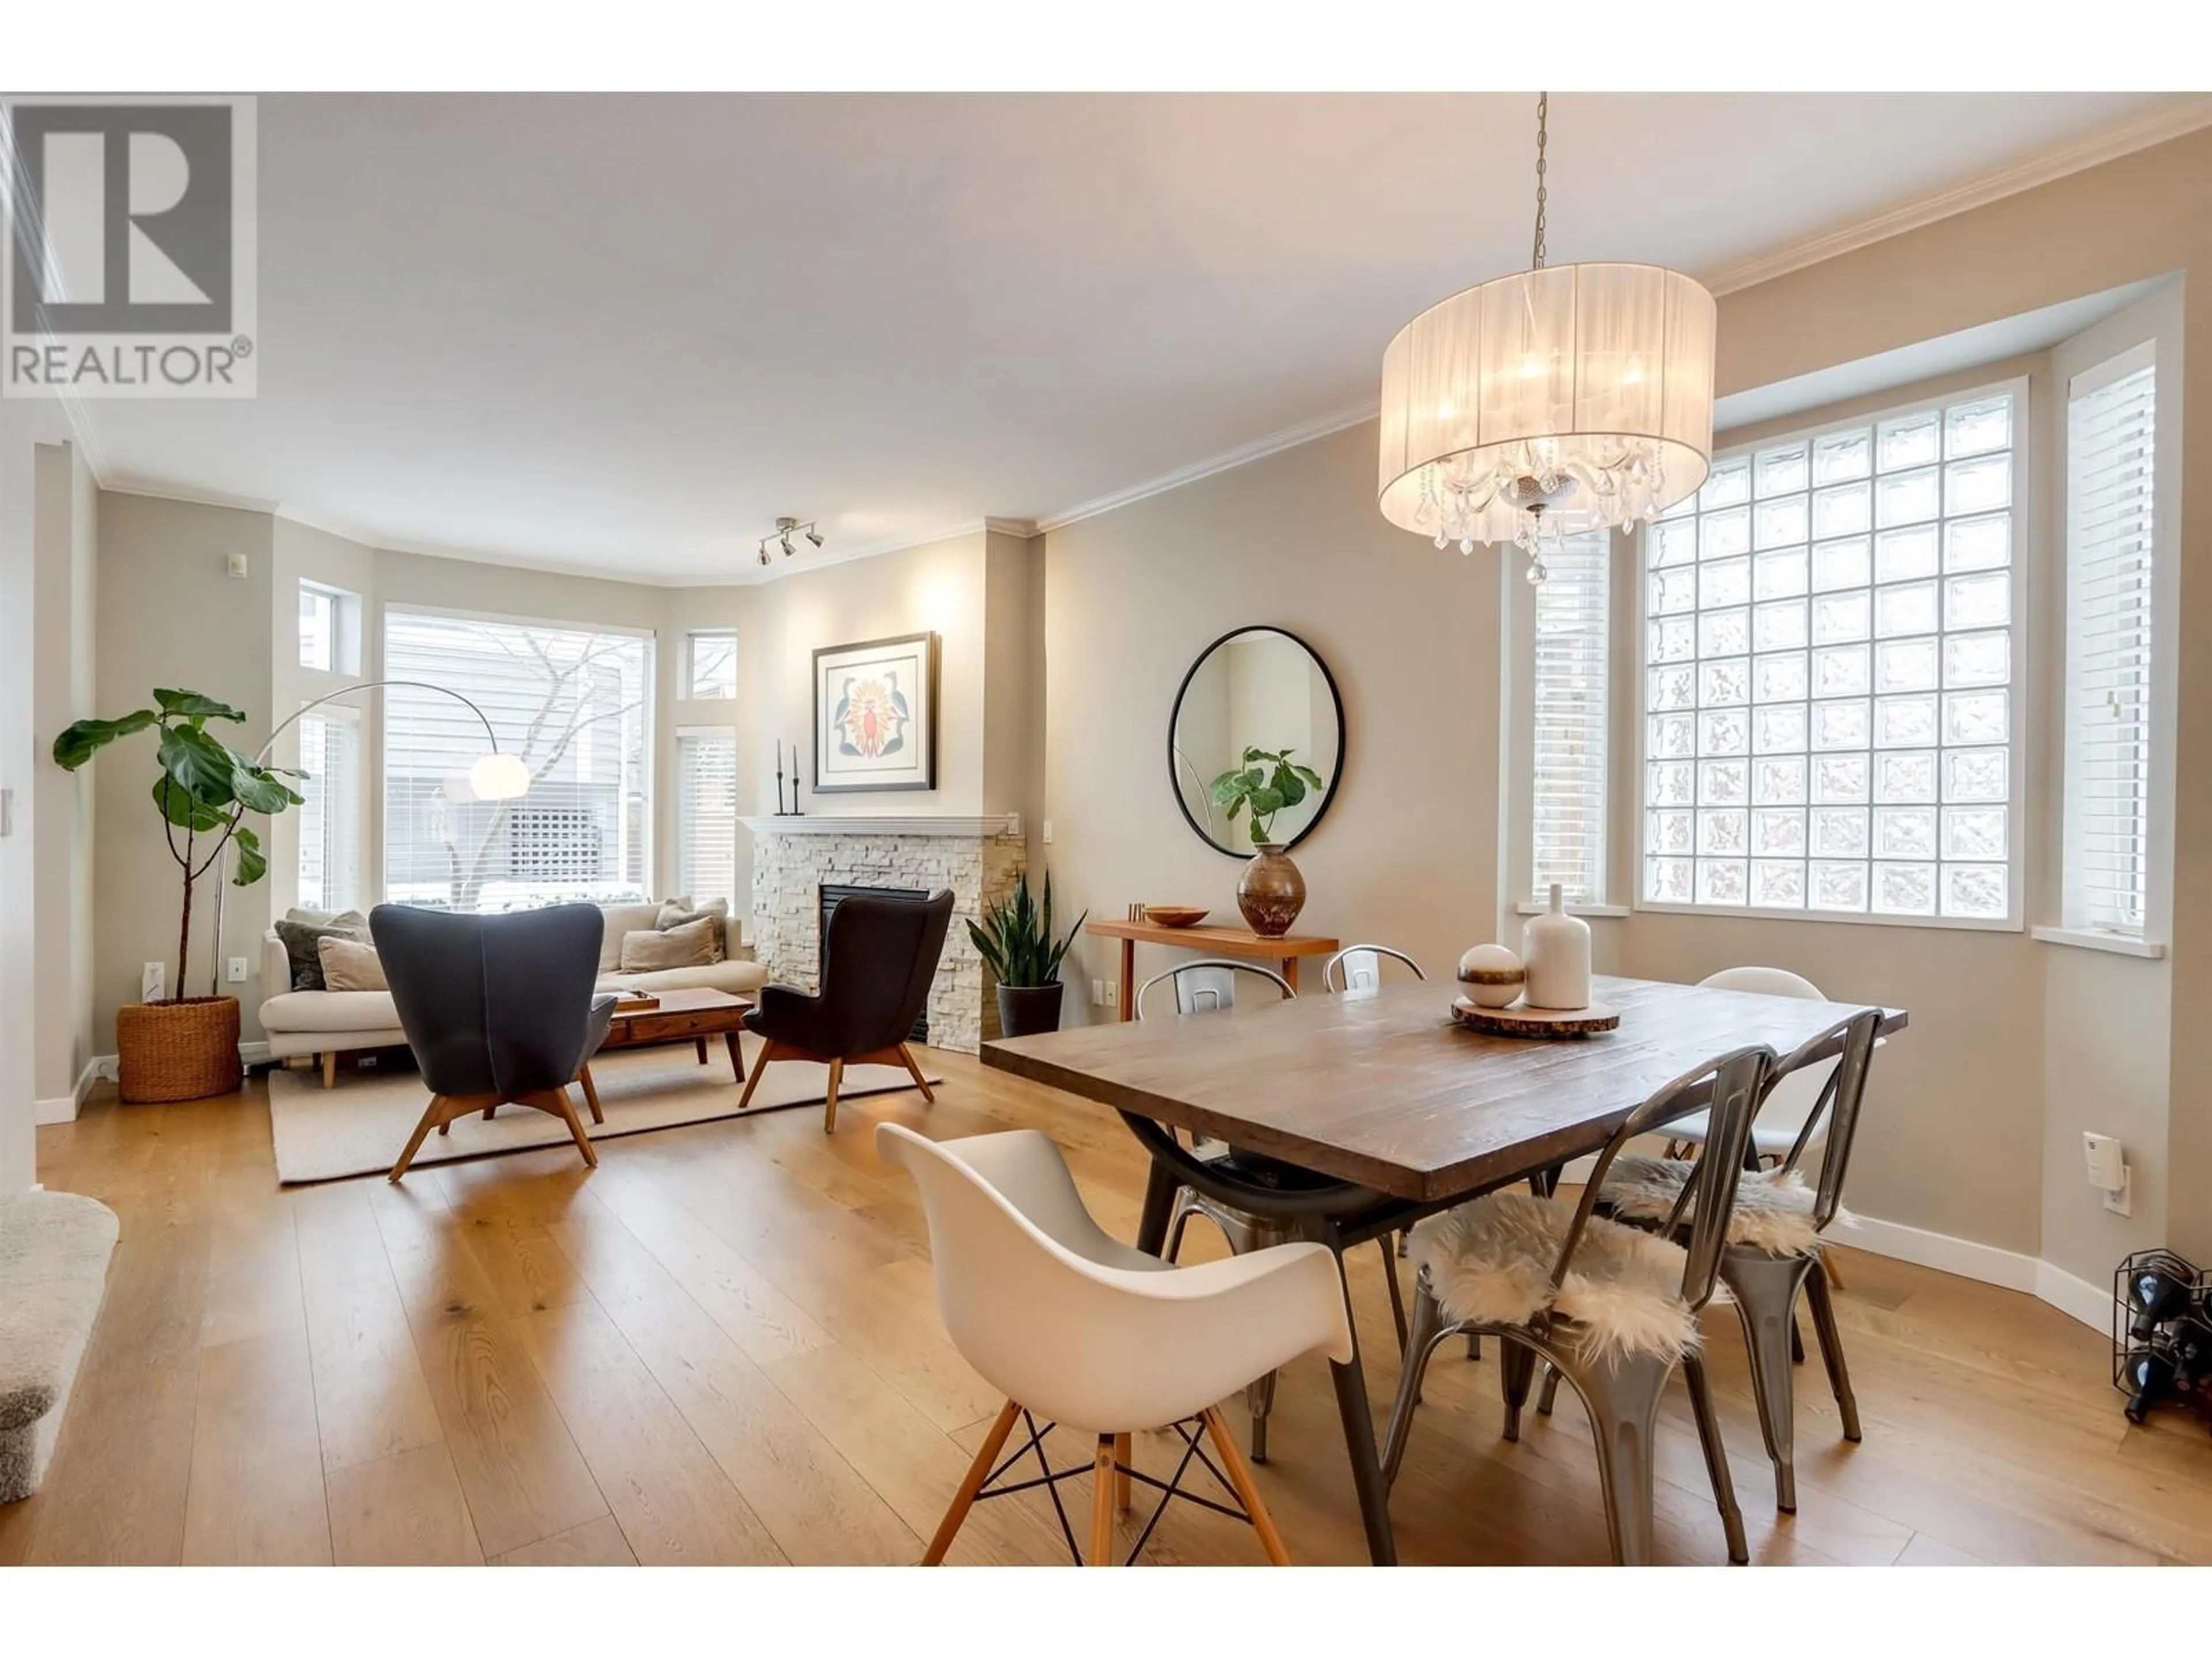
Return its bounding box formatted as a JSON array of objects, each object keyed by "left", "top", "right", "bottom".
[{"left": 1639, "top": 384, "right": 2021, "bottom": 923}]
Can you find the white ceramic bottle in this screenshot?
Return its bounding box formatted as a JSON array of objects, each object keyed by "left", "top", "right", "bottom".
[{"left": 1521, "top": 883, "right": 1592, "bottom": 1010}]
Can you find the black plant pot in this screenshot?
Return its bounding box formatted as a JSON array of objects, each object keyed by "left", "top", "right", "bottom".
[{"left": 996, "top": 983, "right": 1065, "bottom": 1039}]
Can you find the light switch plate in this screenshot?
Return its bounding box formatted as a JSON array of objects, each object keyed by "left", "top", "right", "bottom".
[{"left": 142, "top": 961, "right": 165, "bottom": 1002}]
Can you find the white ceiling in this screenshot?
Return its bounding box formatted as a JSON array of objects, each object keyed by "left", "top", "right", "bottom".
[{"left": 78, "top": 92, "right": 2203, "bottom": 585}]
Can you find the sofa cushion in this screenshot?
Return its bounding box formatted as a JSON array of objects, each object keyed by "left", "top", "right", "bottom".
[
  {"left": 619, "top": 915, "right": 722, "bottom": 972},
  {"left": 597, "top": 902, "right": 666, "bottom": 972},
  {"left": 259, "top": 988, "right": 402, "bottom": 1034},
  {"left": 599, "top": 958, "right": 769, "bottom": 997},
  {"left": 317, "top": 935, "right": 388, "bottom": 993},
  {"left": 274, "top": 916, "right": 369, "bottom": 991}
]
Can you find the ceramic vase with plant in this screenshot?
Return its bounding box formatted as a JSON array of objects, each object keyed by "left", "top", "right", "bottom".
[
  {"left": 1209, "top": 745, "right": 1323, "bottom": 937},
  {"left": 968, "top": 872, "right": 1087, "bottom": 1039},
  {"left": 54, "top": 689, "right": 305, "bottom": 1103}
]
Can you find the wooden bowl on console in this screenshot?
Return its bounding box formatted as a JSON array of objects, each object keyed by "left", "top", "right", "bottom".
[{"left": 1143, "top": 906, "right": 1210, "bottom": 929}]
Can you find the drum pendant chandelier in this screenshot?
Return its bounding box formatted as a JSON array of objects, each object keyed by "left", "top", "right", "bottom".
[{"left": 1377, "top": 93, "right": 1717, "bottom": 582}]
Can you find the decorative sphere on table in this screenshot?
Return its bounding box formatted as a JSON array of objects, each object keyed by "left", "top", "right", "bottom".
[{"left": 1456, "top": 944, "right": 1525, "bottom": 1009}]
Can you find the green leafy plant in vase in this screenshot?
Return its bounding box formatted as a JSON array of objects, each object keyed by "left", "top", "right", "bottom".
[
  {"left": 1209, "top": 745, "right": 1322, "bottom": 938},
  {"left": 968, "top": 872, "right": 1086, "bottom": 1039},
  {"left": 54, "top": 688, "right": 306, "bottom": 1102}
]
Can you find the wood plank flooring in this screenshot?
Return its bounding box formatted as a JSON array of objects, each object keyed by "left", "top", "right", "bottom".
[{"left": 11, "top": 1049, "right": 2209, "bottom": 1567}]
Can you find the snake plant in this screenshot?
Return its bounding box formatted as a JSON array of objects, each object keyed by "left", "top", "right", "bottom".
[{"left": 967, "top": 873, "right": 1085, "bottom": 988}]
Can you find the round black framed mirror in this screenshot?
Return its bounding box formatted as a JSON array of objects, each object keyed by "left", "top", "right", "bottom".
[{"left": 1168, "top": 625, "right": 1346, "bottom": 857}]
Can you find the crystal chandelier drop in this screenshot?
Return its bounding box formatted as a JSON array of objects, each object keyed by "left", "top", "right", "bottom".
[{"left": 1377, "top": 93, "right": 1717, "bottom": 581}]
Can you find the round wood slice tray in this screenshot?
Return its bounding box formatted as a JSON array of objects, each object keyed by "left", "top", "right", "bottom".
[{"left": 1451, "top": 994, "right": 1620, "bottom": 1039}]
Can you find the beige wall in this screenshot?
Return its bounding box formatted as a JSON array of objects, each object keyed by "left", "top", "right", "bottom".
[
  {"left": 1039, "top": 419, "right": 1509, "bottom": 1022},
  {"left": 29, "top": 442, "right": 99, "bottom": 1109},
  {"left": 92, "top": 494, "right": 276, "bottom": 1045},
  {"left": 742, "top": 529, "right": 992, "bottom": 820}
]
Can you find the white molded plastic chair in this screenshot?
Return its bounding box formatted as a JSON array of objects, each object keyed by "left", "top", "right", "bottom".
[
  {"left": 1666, "top": 968, "right": 1836, "bottom": 1162},
  {"left": 879, "top": 1122, "right": 1353, "bottom": 1565}
]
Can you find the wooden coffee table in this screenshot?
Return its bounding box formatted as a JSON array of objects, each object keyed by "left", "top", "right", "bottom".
[{"left": 579, "top": 990, "right": 752, "bottom": 1122}]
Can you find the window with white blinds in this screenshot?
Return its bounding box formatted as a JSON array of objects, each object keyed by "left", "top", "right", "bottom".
[
  {"left": 2062, "top": 345, "right": 2157, "bottom": 935},
  {"left": 382, "top": 608, "right": 654, "bottom": 911},
  {"left": 296, "top": 709, "right": 361, "bottom": 912},
  {"left": 676, "top": 726, "right": 739, "bottom": 908},
  {"left": 1532, "top": 532, "right": 1611, "bottom": 903}
]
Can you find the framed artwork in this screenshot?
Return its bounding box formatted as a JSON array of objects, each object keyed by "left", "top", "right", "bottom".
[{"left": 812, "top": 631, "right": 938, "bottom": 794}]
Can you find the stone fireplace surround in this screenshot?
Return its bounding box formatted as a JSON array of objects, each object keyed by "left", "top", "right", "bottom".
[{"left": 743, "top": 815, "right": 1025, "bottom": 1054}]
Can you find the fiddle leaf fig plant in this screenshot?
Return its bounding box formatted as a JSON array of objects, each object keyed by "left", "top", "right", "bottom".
[
  {"left": 967, "top": 872, "right": 1086, "bottom": 989},
  {"left": 1209, "top": 746, "right": 1326, "bottom": 847},
  {"left": 54, "top": 688, "right": 305, "bottom": 1003}
]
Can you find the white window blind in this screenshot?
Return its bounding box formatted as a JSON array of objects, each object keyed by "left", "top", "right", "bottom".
[
  {"left": 676, "top": 726, "right": 738, "bottom": 908},
  {"left": 296, "top": 709, "right": 360, "bottom": 913},
  {"left": 382, "top": 608, "right": 653, "bottom": 911},
  {"left": 2062, "top": 346, "right": 2157, "bottom": 935},
  {"left": 1639, "top": 384, "right": 2022, "bottom": 925},
  {"left": 688, "top": 630, "right": 737, "bottom": 700},
  {"left": 1532, "top": 532, "right": 1610, "bottom": 903}
]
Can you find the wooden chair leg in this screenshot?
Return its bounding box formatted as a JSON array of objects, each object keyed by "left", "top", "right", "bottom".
[
  {"left": 523, "top": 1088, "right": 598, "bottom": 1169},
  {"left": 897, "top": 1042, "right": 935, "bottom": 1104},
  {"left": 921, "top": 1399, "right": 1020, "bottom": 1565},
  {"left": 1090, "top": 1437, "right": 1118, "bottom": 1564},
  {"left": 1201, "top": 1405, "right": 1291, "bottom": 1564},
  {"left": 577, "top": 1065, "right": 604, "bottom": 1125},
  {"left": 1113, "top": 1431, "right": 1132, "bottom": 1513},
  {"left": 322, "top": 1050, "right": 338, "bottom": 1089},
  {"left": 388, "top": 1095, "right": 448, "bottom": 1182},
  {"left": 736, "top": 1040, "right": 778, "bottom": 1113},
  {"left": 822, "top": 1057, "right": 844, "bottom": 1134},
  {"left": 695, "top": 1036, "right": 709, "bottom": 1065},
  {"left": 1821, "top": 1249, "right": 1849, "bottom": 1291}
]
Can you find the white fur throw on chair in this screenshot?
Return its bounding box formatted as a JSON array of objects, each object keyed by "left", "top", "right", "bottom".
[
  {"left": 1600, "top": 1157, "right": 1852, "bottom": 1259},
  {"left": 1411, "top": 1191, "right": 1708, "bottom": 1363}
]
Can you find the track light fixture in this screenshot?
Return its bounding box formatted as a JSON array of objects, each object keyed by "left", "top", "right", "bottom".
[{"left": 756, "top": 516, "right": 823, "bottom": 567}]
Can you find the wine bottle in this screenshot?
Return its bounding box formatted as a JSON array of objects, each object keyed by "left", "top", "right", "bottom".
[
  {"left": 2123, "top": 1346, "right": 2176, "bottom": 1425},
  {"left": 2126, "top": 1265, "right": 2194, "bottom": 1342}
]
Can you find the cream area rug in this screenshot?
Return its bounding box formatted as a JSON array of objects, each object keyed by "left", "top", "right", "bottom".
[{"left": 267, "top": 1035, "right": 941, "bottom": 1184}]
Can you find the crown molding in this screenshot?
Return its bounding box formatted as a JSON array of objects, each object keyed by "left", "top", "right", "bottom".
[
  {"left": 1032, "top": 399, "right": 1379, "bottom": 536},
  {"left": 982, "top": 516, "right": 1037, "bottom": 539},
  {"left": 1700, "top": 94, "right": 2212, "bottom": 297}
]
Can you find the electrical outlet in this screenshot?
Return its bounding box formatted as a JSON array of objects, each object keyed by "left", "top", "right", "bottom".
[
  {"left": 141, "top": 961, "right": 165, "bottom": 1002},
  {"left": 1104, "top": 979, "right": 1119, "bottom": 1009},
  {"left": 2105, "top": 1166, "right": 2134, "bottom": 1217},
  {"left": 226, "top": 956, "right": 249, "bottom": 984}
]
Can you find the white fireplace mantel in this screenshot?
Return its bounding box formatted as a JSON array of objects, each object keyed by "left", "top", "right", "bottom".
[{"left": 741, "top": 814, "right": 1021, "bottom": 839}]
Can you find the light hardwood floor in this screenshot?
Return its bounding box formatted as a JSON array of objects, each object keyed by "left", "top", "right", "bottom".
[{"left": 6, "top": 1049, "right": 2208, "bottom": 1567}]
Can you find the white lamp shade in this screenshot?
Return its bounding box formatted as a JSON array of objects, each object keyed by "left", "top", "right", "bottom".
[
  {"left": 1378, "top": 262, "right": 1716, "bottom": 545},
  {"left": 468, "top": 752, "right": 532, "bottom": 801}
]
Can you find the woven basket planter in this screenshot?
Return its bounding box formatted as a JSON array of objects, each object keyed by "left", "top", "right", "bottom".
[{"left": 115, "top": 996, "right": 243, "bottom": 1104}]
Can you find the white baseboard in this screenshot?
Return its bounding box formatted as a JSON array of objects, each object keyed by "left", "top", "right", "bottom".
[
  {"left": 32, "top": 1058, "right": 104, "bottom": 1125},
  {"left": 84, "top": 1042, "right": 271, "bottom": 1090},
  {"left": 2034, "top": 1260, "right": 2120, "bottom": 1332}
]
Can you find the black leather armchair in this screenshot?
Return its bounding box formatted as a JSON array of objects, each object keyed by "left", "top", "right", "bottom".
[
  {"left": 737, "top": 889, "right": 953, "bottom": 1132},
  {"left": 370, "top": 902, "right": 616, "bottom": 1180}
]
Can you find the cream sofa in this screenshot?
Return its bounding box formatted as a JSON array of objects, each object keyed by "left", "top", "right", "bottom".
[{"left": 259, "top": 900, "right": 768, "bottom": 1085}]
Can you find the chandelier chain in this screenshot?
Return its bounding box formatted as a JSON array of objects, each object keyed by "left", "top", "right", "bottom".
[{"left": 1531, "top": 90, "right": 1548, "bottom": 270}]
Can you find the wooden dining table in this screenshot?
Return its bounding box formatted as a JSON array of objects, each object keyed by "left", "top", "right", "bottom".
[{"left": 982, "top": 973, "right": 1908, "bottom": 1565}]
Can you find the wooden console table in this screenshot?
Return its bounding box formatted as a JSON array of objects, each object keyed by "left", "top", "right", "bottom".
[{"left": 1085, "top": 918, "right": 1341, "bottom": 1021}]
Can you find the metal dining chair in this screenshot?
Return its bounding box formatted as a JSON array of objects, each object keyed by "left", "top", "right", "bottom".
[
  {"left": 1135, "top": 960, "right": 1408, "bottom": 1462},
  {"left": 1383, "top": 1044, "right": 1776, "bottom": 1566},
  {"left": 1595, "top": 1007, "right": 1878, "bottom": 1512},
  {"left": 1321, "top": 944, "right": 1426, "bottom": 994}
]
